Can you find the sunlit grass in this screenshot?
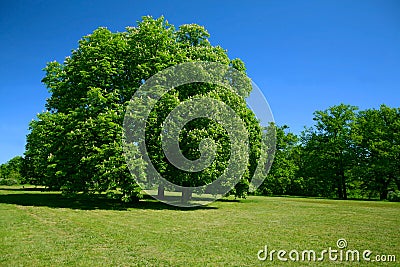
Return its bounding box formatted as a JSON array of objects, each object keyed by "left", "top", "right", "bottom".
[{"left": 0, "top": 186, "right": 398, "bottom": 266}]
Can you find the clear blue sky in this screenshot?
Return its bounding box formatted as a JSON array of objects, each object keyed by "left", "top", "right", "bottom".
[{"left": 0, "top": 0, "right": 399, "bottom": 164}]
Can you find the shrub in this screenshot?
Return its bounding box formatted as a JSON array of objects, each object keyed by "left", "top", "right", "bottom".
[
  {"left": 387, "top": 191, "right": 400, "bottom": 202},
  {"left": 0, "top": 178, "right": 19, "bottom": 186}
]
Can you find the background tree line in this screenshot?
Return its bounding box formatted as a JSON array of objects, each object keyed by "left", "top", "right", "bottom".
[{"left": 259, "top": 104, "right": 400, "bottom": 201}]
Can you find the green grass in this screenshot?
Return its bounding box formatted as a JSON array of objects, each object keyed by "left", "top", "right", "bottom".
[{"left": 0, "top": 186, "right": 399, "bottom": 266}]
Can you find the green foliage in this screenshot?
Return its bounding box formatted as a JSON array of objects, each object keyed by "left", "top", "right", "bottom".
[
  {"left": 25, "top": 16, "right": 262, "bottom": 202},
  {"left": 299, "top": 104, "right": 358, "bottom": 199},
  {"left": 258, "top": 124, "right": 300, "bottom": 196},
  {"left": 144, "top": 82, "right": 262, "bottom": 199},
  {"left": 354, "top": 105, "right": 400, "bottom": 200},
  {"left": 0, "top": 156, "right": 25, "bottom": 185},
  {"left": 0, "top": 178, "right": 19, "bottom": 186},
  {"left": 387, "top": 191, "right": 400, "bottom": 202},
  {"left": 258, "top": 104, "right": 399, "bottom": 201}
]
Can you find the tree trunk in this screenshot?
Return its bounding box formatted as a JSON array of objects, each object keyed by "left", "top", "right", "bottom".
[
  {"left": 379, "top": 177, "right": 392, "bottom": 200},
  {"left": 342, "top": 176, "right": 347, "bottom": 200},
  {"left": 337, "top": 175, "right": 344, "bottom": 199},
  {"left": 380, "top": 178, "right": 390, "bottom": 200},
  {"left": 157, "top": 184, "right": 165, "bottom": 199},
  {"left": 336, "top": 158, "right": 347, "bottom": 199},
  {"left": 181, "top": 187, "right": 193, "bottom": 204},
  {"left": 340, "top": 167, "right": 347, "bottom": 200},
  {"left": 395, "top": 177, "right": 400, "bottom": 191},
  {"left": 380, "top": 189, "right": 388, "bottom": 200}
]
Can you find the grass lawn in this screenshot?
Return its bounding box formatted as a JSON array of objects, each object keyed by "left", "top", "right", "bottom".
[{"left": 0, "top": 186, "right": 399, "bottom": 266}]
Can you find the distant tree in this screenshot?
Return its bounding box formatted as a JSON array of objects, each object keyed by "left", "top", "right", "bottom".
[
  {"left": 354, "top": 105, "right": 400, "bottom": 199},
  {"left": 258, "top": 124, "right": 301, "bottom": 195},
  {"left": 300, "top": 104, "right": 358, "bottom": 199},
  {"left": 25, "top": 16, "right": 263, "bottom": 202},
  {"left": 298, "top": 129, "right": 336, "bottom": 198},
  {"left": 0, "top": 156, "right": 25, "bottom": 185}
]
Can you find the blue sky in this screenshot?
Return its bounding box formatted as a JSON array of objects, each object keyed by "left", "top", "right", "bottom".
[{"left": 0, "top": 0, "right": 399, "bottom": 164}]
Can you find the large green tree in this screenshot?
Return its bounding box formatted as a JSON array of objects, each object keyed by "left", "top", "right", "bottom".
[
  {"left": 25, "top": 16, "right": 263, "bottom": 202},
  {"left": 354, "top": 105, "right": 400, "bottom": 199},
  {"left": 300, "top": 104, "right": 358, "bottom": 199}
]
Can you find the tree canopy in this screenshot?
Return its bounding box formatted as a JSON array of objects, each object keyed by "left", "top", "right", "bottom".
[{"left": 24, "top": 16, "right": 264, "bottom": 202}]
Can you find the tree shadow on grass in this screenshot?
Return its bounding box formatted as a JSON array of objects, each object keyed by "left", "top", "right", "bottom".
[
  {"left": 215, "top": 198, "right": 241, "bottom": 203},
  {"left": 270, "top": 194, "right": 383, "bottom": 202},
  {"left": 0, "top": 190, "right": 217, "bottom": 211},
  {"left": 0, "top": 186, "right": 46, "bottom": 192}
]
